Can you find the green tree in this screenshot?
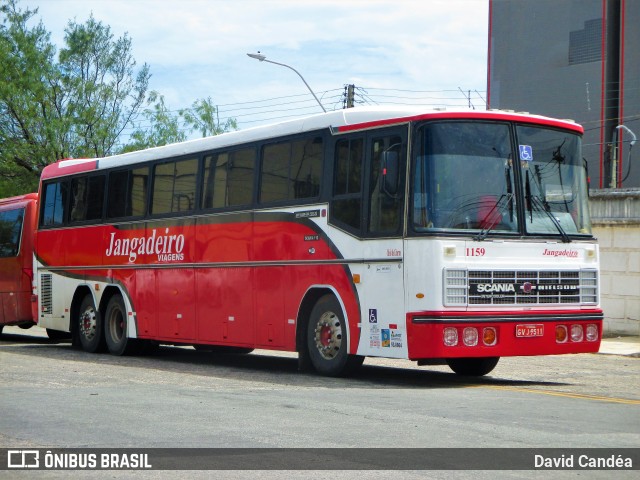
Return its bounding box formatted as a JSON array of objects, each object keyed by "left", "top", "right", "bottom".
[
  {"left": 0, "top": 0, "right": 150, "bottom": 196},
  {"left": 121, "top": 91, "right": 186, "bottom": 152},
  {"left": 0, "top": 0, "right": 58, "bottom": 195},
  {"left": 122, "top": 95, "right": 238, "bottom": 153},
  {"left": 180, "top": 97, "right": 237, "bottom": 138},
  {"left": 0, "top": 0, "right": 237, "bottom": 197},
  {"left": 59, "top": 14, "right": 149, "bottom": 158}
]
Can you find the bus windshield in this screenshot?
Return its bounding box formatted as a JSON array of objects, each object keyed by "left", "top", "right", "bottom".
[
  {"left": 411, "top": 121, "right": 592, "bottom": 237},
  {"left": 516, "top": 125, "right": 591, "bottom": 236}
]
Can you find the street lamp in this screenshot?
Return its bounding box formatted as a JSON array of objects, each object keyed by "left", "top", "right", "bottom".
[{"left": 246, "top": 53, "right": 326, "bottom": 113}]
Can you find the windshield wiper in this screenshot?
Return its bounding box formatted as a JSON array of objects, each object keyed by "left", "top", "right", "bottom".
[
  {"left": 525, "top": 170, "right": 571, "bottom": 243},
  {"left": 473, "top": 193, "right": 514, "bottom": 241},
  {"left": 530, "top": 195, "right": 572, "bottom": 243},
  {"left": 505, "top": 162, "right": 514, "bottom": 222}
]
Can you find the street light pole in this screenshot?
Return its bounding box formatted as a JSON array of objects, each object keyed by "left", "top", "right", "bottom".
[{"left": 247, "top": 53, "right": 327, "bottom": 113}]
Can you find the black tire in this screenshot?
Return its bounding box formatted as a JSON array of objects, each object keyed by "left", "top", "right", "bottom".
[
  {"left": 77, "top": 294, "right": 106, "bottom": 353},
  {"left": 104, "top": 295, "right": 139, "bottom": 356},
  {"left": 446, "top": 357, "right": 500, "bottom": 376},
  {"left": 306, "top": 294, "right": 364, "bottom": 377},
  {"left": 46, "top": 328, "right": 72, "bottom": 340},
  {"left": 18, "top": 322, "right": 34, "bottom": 330}
]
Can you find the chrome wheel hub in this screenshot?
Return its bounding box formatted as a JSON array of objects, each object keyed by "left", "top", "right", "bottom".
[{"left": 313, "top": 311, "right": 342, "bottom": 360}]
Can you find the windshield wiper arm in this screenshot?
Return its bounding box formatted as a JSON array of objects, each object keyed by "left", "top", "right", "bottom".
[
  {"left": 505, "top": 164, "right": 514, "bottom": 222},
  {"left": 473, "top": 193, "right": 513, "bottom": 241},
  {"left": 529, "top": 195, "right": 572, "bottom": 243}
]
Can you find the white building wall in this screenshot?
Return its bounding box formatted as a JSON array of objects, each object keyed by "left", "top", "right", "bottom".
[{"left": 590, "top": 190, "right": 640, "bottom": 336}]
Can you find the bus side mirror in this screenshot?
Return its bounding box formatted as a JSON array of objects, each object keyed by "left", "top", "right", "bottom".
[{"left": 382, "top": 150, "right": 400, "bottom": 196}]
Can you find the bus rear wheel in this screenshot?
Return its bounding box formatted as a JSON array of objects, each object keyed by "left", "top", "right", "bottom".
[
  {"left": 446, "top": 357, "right": 500, "bottom": 376},
  {"left": 306, "top": 294, "right": 363, "bottom": 377},
  {"left": 104, "top": 295, "right": 138, "bottom": 356},
  {"left": 77, "top": 294, "right": 105, "bottom": 353}
]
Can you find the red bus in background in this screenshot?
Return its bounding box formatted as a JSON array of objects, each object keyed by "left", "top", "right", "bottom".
[
  {"left": 0, "top": 193, "right": 37, "bottom": 334},
  {"left": 34, "top": 107, "right": 603, "bottom": 376}
]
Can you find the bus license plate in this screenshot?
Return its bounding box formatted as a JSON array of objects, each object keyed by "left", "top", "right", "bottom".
[{"left": 516, "top": 324, "right": 544, "bottom": 337}]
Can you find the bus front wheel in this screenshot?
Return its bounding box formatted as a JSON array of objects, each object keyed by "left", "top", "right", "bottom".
[
  {"left": 446, "top": 357, "right": 499, "bottom": 376},
  {"left": 104, "top": 295, "right": 138, "bottom": 356},
  {"left": 306, "top": 294, "right": 363, "bottom": 377},
  {"left": 77, "top": 294, "right": 105, "bottom": 353}
]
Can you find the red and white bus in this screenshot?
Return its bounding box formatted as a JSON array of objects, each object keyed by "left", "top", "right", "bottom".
[
  {"left": 0, "top": 193, "right": 38, "bottom": 334},
  {"left": 35, "top": 107, "right": 602, "bottom": 376}
]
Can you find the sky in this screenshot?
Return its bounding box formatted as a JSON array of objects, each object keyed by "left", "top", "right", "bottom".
[{"left": 19, "top": 0, "right": 490, "bottom": 129}]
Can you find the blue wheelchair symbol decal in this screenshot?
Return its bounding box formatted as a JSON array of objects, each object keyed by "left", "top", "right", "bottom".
[{"left": 519, "top": 145, "right": 533, "bottom": 161}]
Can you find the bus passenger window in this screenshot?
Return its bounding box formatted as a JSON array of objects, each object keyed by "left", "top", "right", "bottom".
[
  {"left": 41, "top": 181, "right": 69, "bottom": 227},
  {"left": 259, "top": 137, "right": 322, "bottom": 203},
  {"left": 368, "top": 135, "right": 403, "bottom": 234},
  {"left": 331, "top": 138, "right": 363, "bottom": 232},
  {"left": 152, "top": 158, "right": 197, "bottom": 214},
  {"left": 227, "top": 149, "right": 255, "bottom": 207},
  {"left": 107, "top": 167, "right": 149, "bottom": 219},
  {"left": 202, "top": 152, "right": 231, "bottom": 209},
  {"left": 0, "top": 209, "right": 24, "bottom": 257},
  {"left": 261, "top": 142, "right": 290, "bottom": 202},
  {"left": 292, "top": 138, "right": 322, "bottom": 199},
  {"left": 203, "top": 148, "right": 255, "bottom": 209},
  {"left": 70, "top": 176, "right": 105, "bottom": 222}
]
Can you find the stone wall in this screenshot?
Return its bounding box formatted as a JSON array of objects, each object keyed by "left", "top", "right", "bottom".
[{"left": 589, "top": 189, "right": 640, "bottom": 336}]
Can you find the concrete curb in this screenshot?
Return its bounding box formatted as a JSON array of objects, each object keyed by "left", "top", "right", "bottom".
[{"left": 598, "top": 337, "right": 640, "bottom": 357}]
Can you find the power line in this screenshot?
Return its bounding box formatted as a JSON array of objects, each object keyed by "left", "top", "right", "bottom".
[{"left": 120, "top": 86, "right": 490, "bottom": 134}]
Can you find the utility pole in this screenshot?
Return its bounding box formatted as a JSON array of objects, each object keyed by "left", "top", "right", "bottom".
[
  {"left": 343, "top": 84, "right": 355, "bottom": 108},
  {"left": 602, "top": 0, "right": 621, "bottom": 187},
  {"left": 458, "top": 87, "right": 474, "bottom": 109}
]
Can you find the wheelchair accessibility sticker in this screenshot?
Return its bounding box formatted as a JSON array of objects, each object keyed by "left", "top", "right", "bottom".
[{"left": 519, "top": 145, "right": 533, "bottom": 162}]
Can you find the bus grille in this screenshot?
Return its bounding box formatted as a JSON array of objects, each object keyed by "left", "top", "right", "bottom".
[
  {"left": 40, "top": 274, "right": 53, "bottom": 314},
  {"left": 443, "top": 269, "right": 598, "bottom": 306}
]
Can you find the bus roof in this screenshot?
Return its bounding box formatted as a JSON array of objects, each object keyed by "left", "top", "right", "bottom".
[
  {"left": 40, "top": 106, "right": 583, "bottom": 180},
  {"left": 0, "top": 192, "right": 38, "bottom": 207}
]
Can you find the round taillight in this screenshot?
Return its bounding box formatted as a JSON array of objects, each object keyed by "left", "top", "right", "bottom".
[
  {"left": 570, "top": 324, "right": 584, "bottom": 342},
  {"left": 556, "top": 325, "right": 568, "bottom": 343},
  {"left": 463, "top": 327, "right": 478, "bottom": 346},
  {"left": 483, "top": 327, "right": 497, "bottom": 346},
  {"left": 443, "top": 327, "right": 458, "bottom": 346},
  {"left": 585, "top": 324, "right": 599, "bottom": 342}
]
